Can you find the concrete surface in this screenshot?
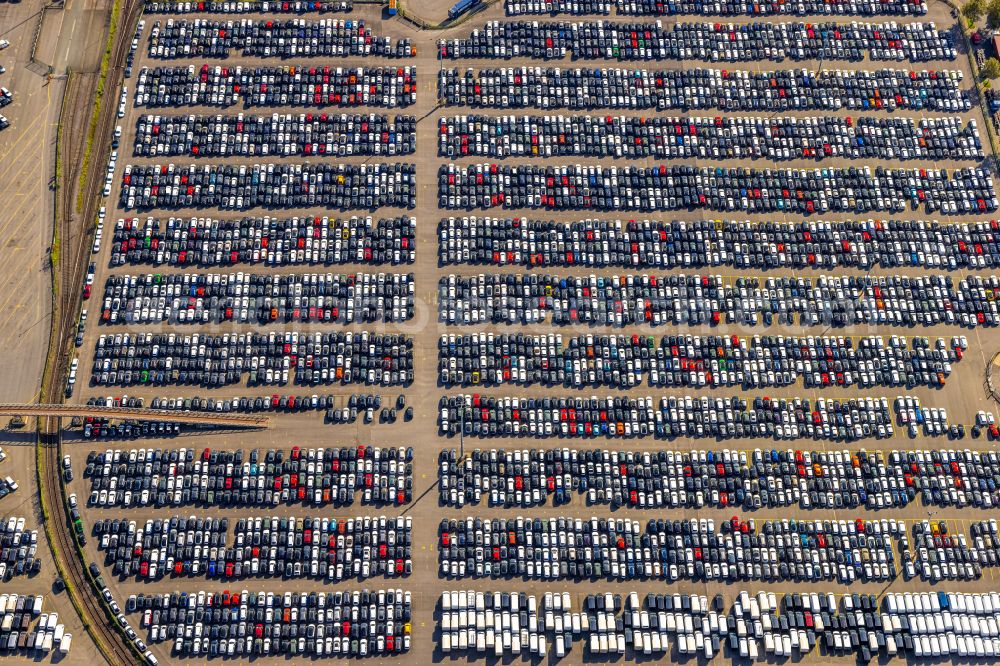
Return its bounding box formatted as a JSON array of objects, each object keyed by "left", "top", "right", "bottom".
[
  {"left": 0, "top": 436, "right": 104, "bottom": 665},
  {"left": 0, "top": 0, "right": 61, "bottom": 403},
  {"left": 12, "top": 0, "right": 1000, "bottom": 665}
]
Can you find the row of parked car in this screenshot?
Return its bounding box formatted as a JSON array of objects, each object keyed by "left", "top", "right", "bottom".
[
  {"left": 83, "top": 418, "right": 182, "bottom": 440},
  {"left": 438, "top": 332, "right": 961, "bottom": 389},
  {"left": 120, "top": 162, "right": 417, "bottom": 211},
  {"left": 90, "top": 412, "right": 337, "bottom": 441},
  {"left": 110, "top": 215, "right": 416, "bottom": 266},
  {"left": 136, "top": 64, "right": 417, "bottom": 108},
  {"left": 89, "top": 391, "right": 410, "bottom": 425},
  {"left": 439, "top": 20, "right": 953, "bottom": 62},
  {"left": 326, "top": 393, "right": 413, "bottom": 425},
  {"left": 438, "top": 273, "right": 1000, "bottom": 328},
  {"left": 0, "top": 597, "right": 70, "bottom": 657},
  {"left": 84, "top": 563, "right": 156, "bottom": 663},
  {"left": 92, "top": 330, "right": 414, "bottom": 387},
  {"left": 130, "top": 589, "right": 412, "bottom": 657},
  {"left": 150, "top": 18, "right": 414, "bottom": 59},
  {"left": 144, "top": 1, "right": 354, "bottom": 13},
  {"left": 438, "top": 445, "right": 1000, "bottom": 509},
  {"left": 504, "top": 0, "right": 929, "bottom": 16},
  {"left": 908, "top": 519, "right": 994, "bottom": 583},
  {"left": 438, "top": 114, "right": 982, "bottom": 161},
  {"left": 145, "top": 391, "right": 398, "bottom": 416},
  {"left": 79, "top": 395, "right": 410, "bottom": 438},
  {"left": 0, "top": 518, "right": 40, "bottom": 580},
  {"left": 438, "top": 515, "right": 903, "bottom": 582},
  {"left": 123, "top": 18, "right": 146, "bottom": 79},
  {"left": 438, "top": 163, "right": 996, "bottom": 214},
  {"left": 442, "top": 589, "right": 1000, "bottom": 661},
  {"left": 437, "top": 216, "right": 1000, "bottom": 270},
  {"left": 84, "top": 445, "right": 412, "bottom": 507},
  {"left": 439, "top": 66, "right": 968, "bottom": 112},
  {"left": 439, "top": 393, "right": 904, "bottom": 441},
  {"left": 134, "top": 113, "right": 417, "bottom": 157},
  {"left": 0, "top": 472, "right": 18, "bottom": 499},
  {"left": 95, "top": 514, "right": 412, "bottom": 581},
  {"left": 100, "top": 271, "right": 415, "bottom": 324}
]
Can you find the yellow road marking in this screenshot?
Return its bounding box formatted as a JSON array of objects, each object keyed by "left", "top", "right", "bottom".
[{"left": 0, "top": 81, "right": 51, "bottom": 172}]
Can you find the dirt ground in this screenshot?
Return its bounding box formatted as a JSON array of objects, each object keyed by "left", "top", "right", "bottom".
[{"left": 27, "top": 0, "right": 1000, "bottom": 664}]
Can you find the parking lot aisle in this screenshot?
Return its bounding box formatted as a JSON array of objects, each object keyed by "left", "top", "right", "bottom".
[{"left": 61, "top": 0, "right": 1000, "bottom": 663}]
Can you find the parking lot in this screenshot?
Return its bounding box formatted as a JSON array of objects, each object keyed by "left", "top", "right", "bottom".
[
  {"left": 0, "top": 0, "right": 63, "bottom": 403},
  {"left": 0, "top": 440, "right": 103, "bottom": 663},
  {"left": 58, "top": 0, "right": 1000, "bottom": 662}
]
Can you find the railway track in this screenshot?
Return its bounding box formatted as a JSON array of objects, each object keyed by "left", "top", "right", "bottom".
[
  {"left": 37, "top": 1, "right": 148, "bottom": 665},
  {"left": 39, "top": 424, "right": 134, "bottom": 666},
  {"left": 59, "top": 0, "right": 144, "bottom": 330}
]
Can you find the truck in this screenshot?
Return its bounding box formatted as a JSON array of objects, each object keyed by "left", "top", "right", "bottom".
[
  {"left": 388, "top": 0, "right": 397, "bottom": 15},
  {"left": 448, "top": 0, "right": 479, "bottom": 19},
  {"left": 59, "top": 633, "right": 72, "bottom": 654}
]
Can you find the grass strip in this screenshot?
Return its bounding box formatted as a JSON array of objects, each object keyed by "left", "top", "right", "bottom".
[{"left": 76, "top": 0, "right": 122, "bottom": 212}]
